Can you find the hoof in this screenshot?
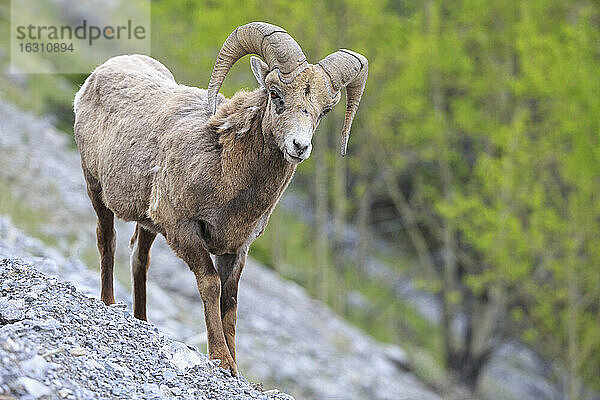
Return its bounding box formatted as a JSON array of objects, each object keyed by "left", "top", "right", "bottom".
[{"left": 215, "top": 355, "right": 238, "bottom": 377}]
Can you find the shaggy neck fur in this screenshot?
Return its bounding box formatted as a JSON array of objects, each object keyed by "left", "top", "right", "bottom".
[{"left": 208, "top": 88, "right": 296, "bottom": 194}]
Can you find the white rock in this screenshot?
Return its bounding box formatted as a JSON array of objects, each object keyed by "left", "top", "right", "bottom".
[
  {"left": 161, "top": 341, "right": 207, "bottom": 371},
  {"left": 21, "top": 355, "right": 49, "bottom": 378},
  {"left": 69, "top": 347, "right": 86, "bottom": 356},
  {"left": 17, "top": 377, "right": 52, "bottom": 398}
]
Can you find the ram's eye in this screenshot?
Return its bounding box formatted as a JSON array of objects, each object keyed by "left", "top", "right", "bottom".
[{"left": 270, "top": 88, "right": 285, "bottom": 114}]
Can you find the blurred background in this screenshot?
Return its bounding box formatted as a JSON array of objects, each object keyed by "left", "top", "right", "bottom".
[{"left": 0, "top": 1, "right": 599, "bottom": 399}]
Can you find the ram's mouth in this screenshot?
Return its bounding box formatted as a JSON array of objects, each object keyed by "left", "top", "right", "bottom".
[{"left": 284, "top": 150, "right": 304, "bottom": 164}]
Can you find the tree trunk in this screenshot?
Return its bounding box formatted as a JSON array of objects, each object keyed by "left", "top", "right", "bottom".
[
  {"left": 424, "top": 0, "right": 461, "bottom": 375},
  {"left": 356, "top": 179, "right": 373, "bottom": 276},
  {"left": 332, "top": 145, "right": 347, "bottom": 311},
  {"left": 313, "top": 116, "right": 329, "bottom": 302}
]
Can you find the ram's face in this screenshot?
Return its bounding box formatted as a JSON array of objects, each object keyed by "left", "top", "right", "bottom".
[{"left": 260, "top": 64, "right": 341, "bottom": 164}]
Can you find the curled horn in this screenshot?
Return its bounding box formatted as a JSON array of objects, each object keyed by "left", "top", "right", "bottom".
[
  {"left": 207, "top": 22, "right": 309, "bottom": 114},
  {"left": 318, "top": 49, "right": 368, "bottom": 156}
]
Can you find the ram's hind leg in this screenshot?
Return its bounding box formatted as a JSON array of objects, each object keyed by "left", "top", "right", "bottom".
[
  {"left": 130, "top": 224, "right": 157, "bottom": 321},
  {"left": 83, "top": 168, "right": 116, "bottom": 305},
  {"left": 216, "top": 250, "right": 247, "bottom": 363}
]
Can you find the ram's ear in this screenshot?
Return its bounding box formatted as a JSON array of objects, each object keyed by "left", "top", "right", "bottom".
[{"left": 250, "top": 56, "right": 269, "bottom": 88}]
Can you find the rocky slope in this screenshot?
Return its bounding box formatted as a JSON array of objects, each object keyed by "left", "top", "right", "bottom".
[
  {"left": 0, "top": 257, "right": 293, "bottom": 400},
  {"left": 0, "top": 98, "right": 442, "bottom": 400}
]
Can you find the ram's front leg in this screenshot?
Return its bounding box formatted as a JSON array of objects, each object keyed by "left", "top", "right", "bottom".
[
  {"left": 216, "top": 249, "right": 247, "bottom": 362},
  {"left": 166, "top": 222, "right": 237, "bottom": 376}
]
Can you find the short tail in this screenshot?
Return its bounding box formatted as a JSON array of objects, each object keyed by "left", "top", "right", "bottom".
[{"left": 73, "top": 76, "right": 91, "bottom": 114}]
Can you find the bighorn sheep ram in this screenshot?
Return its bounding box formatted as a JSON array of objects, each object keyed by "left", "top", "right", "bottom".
[{"left": 73, "top": 22, "right": 367, "bottom": 375}]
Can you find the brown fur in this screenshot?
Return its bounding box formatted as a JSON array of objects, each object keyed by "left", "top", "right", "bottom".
[
  {"left": 73, "top": 54, "right": 340, "bottom": 376},
  {"left": 130, "top": 224, "right": 157, "bottom": 321}
]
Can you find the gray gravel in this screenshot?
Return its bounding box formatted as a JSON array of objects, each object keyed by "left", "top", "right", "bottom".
[{"left": 0, "top": 257, "right": 294, "bottom": 400}]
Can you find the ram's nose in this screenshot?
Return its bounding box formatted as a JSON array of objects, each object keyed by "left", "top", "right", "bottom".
[{"left": 293, "top": 139, "right": 310, "bottom": 156}]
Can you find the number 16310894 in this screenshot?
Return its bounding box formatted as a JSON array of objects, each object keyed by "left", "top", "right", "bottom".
[{"left": 18, "top": 42, "right": 74, "bottom": 52}]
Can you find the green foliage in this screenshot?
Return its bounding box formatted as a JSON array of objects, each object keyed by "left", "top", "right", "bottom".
[{"left": 372, "top": 0, "right": 600, "bottom": 391}]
